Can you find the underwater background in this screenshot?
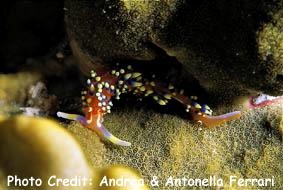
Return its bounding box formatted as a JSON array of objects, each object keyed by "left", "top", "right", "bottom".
[{"left": 0, "top": 0, "right": 282, "bottom": 189}]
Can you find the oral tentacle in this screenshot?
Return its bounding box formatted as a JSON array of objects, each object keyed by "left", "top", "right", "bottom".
[{"left": 57, "top": 112, "right": 87, "bottom": 125}]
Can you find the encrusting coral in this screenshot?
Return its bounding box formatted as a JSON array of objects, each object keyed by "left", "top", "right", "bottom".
[
  {"left": 68, "top": 104, "right": 282, "bottom": 189},
  {"left": 258, "top": 8, "right": 283, "bottom": 66},
  {"left": 0, "top": 1, "right": 282, "bottom": 189},
  {"left": 0, "top": 59, "right": 281, "bottom": 189},
  {"left": 65, "top": 0, "right": 283, "bottom": 98}
]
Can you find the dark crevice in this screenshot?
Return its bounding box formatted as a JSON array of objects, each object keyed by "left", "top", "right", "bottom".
[
  {"left": 276, "top": 74, "right": 283, "bottom": 83},
  {"left": 93, "top": 41, "right": 211, "bottom": 119}
]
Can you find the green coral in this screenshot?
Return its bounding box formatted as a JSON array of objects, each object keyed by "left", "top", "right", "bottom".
[
  {"left": 258, "top": 9, "right": 283, "bottom": 65},
  {"left": 66, "top": 0, "right": 283, "bottom": 97},
  {"left": 67, "top": 122, "right": 107, "bottom": 168},
  {"left": 65, "top": 0, "right": 182, "bottom": 73},
  {"left": 257, "top": 7, "right": 283, "bottom": 88},
  {"left": 69, "top": 105, "right": 283, "bottom": 189},
  {"left": 0, "top": 61, "right": 282, "bottom": 189},
  {"left": 280, "top": 115, "right": 283, "bottom": 135}
]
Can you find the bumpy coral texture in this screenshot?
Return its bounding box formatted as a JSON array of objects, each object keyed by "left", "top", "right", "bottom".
[
  {"left": 69, "top": 104, "right": 283, "bottom": 189},
  {"left": 258, "top": 9, "right": 283, "bottom": 65},
  {"left": 65, "top": 0, "right": 283, "bottom": 97},
  {"left": 257, "top": 8, "right": 283, "bottom": 89}
]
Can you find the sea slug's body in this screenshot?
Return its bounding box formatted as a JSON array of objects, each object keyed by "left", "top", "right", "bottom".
[{"left": 57, "top": 64, "right": 241, "bottom": 146}]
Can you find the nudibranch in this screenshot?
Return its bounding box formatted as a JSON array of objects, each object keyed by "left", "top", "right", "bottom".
[
  {"left": 246, "top": 93, "right": 283, "bottom": 109},
  {"left": 57, "top": 65, "right": 241, "bottom": 146}
]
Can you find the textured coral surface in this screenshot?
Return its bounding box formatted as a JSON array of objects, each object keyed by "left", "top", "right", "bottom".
[
  {"left": 1, "top": 1, "right": 282, "bottom": 189},
  {"left": 69, "top": 105, "right": 283, "bottom": 189}
]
